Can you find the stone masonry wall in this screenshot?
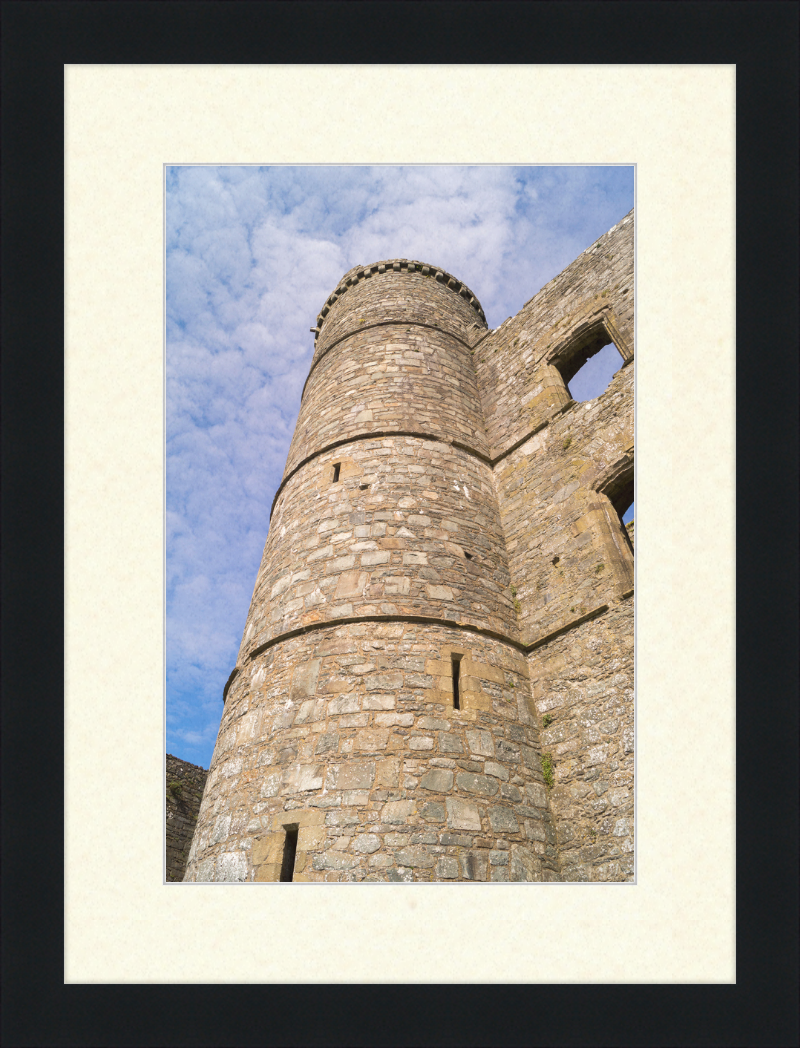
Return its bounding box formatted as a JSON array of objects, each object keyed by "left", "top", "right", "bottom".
[
  {"left": 469, "top": 210, "right": 634, "bottom": 879},
  {"left": 185, "top": 622, "right": 557, "bottom": 882},
  {"left": 491, "top": 361, "right": 633, "bottom": 644},
  {"left": 185, "top": 215, "right": 634, "bottom": 883},
  {"left": 310, "top": 259, "right": 486, "bottom": 364},
  {"left": 474, "top": 212, "right": 633, "bottom": 460},
  {"left": 287, "top": 324, "right": 490, "bottom": 475},
  {"left": 238, "top": 436, "right": 517, "bottom": 660},
  {"left": 528, "top": 598, "right": 634, "bottom": 880},
  {"left": 166, "top": 754, "right": 208, "bottom": 881}
]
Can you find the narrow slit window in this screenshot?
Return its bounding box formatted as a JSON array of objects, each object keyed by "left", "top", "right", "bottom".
[
  {"left": 451, "top": 655, "right": 462, "bottom": 710},
  {"left": 331, "top": 463, "right": 341, "bottom": 483},
  {"left": 279, "top": 826, "right": 298, "bottom": 882}
]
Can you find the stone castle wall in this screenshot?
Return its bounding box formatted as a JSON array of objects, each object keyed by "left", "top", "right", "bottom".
[
  {"left": 166, "top": 754, "right": 208, "bottom": 881},
  {"left": 184, "top": 212, "right": 634, "bottom": 883}
]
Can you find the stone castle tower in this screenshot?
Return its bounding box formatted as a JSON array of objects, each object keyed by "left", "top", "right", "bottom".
[{"left": 184, "top": 210, "right": 634, "bottom": 883}]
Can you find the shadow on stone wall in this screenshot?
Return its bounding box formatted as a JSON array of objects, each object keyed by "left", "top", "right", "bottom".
[{"left": 166, "top": 754, "right": 207, "bottom": 881}]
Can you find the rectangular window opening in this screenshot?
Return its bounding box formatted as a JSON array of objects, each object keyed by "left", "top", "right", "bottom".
[
  {"left": 331, "top": 463, "right": 341, "bottom": 483},
  {"left": 451, "top": 655, "right": 462, "bottom": 710},
  {"left": 279, "top": 825, "right": 299, "bottom": 882}
]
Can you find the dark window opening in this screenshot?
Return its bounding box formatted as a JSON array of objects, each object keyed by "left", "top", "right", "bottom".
[
  {"left": 464, "top": 552, "right": 473, "bottom": 560},
  {"left": 551, "top": 319, "right": 628, "bottom": 404},
  {"left": 359, "top": 483, "right": 368, "bottom": 490},
  {"left": 451, "top": 655, "right": 462, "bottom": 710},
  {"left": 604, "top": 473, "right": 634, "bottom": 554},
  {"left": 331, "top": 463, "right": 341, "bottom": 483},
  {"left": 565, "top": 342, "right": 623, "bottom": 402},
  {"left": 279, "top": 825, "right": 299, "bottom": 882}
]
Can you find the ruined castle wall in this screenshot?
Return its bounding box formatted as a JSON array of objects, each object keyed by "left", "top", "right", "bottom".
[
  {"left": 166, "top": 754, "right": 208, "bottom": 881},
  {"left": 471, "top": 213, "right": 635, "bottom": 879},
  {"left": 527, "top": 597, "right": 634, "bottom": 881},
  {"left": 185, "top": 622, "right": 558, "bottom": 883},
  {"left": 185, "top": 221, "right": 635, "bottom": 884},
  {"left": 492, "top": 363, "right": 633, "bottom": 644},
  {"left": 474, "top": 211, "right": 633, "bottom": 459}
]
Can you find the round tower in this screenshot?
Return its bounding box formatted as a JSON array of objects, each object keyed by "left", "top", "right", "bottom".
[{"left": 184, "top": 260, "right": 559, "bottom": 882}]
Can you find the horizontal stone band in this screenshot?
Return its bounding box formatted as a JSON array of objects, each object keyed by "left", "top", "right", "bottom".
[
  {"left": 222, "top": 597, "right": 629, "bottom": 702},
  {"left": 269, "top": 429, "right": 490, "bottom": 520},
  {"left": 302, "top": 319, "right": 478, "bottom": 402}
]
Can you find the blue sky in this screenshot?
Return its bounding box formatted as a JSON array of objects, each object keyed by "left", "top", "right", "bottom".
[{"left": 166, "top": 165, "right": 634, "bottom": 769}]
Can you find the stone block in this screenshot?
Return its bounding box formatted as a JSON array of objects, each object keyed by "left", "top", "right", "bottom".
[
  {"left": 352, "top": 834, "right": 382, "bottom": 854},
  {"left": 420, "top": 802, "right": 446, "bottom": 822},
  {"left": 354, "top": 728, "right": 390, "bottom": 751},
  {"left": 409, "top": 736, "right": 434, "bottom": 751},
  {"left": 465, "top": 729, "right": 495, "bottom": 757},
  {"left": 298, "top": 825, "right": 326, "bottom": 850},
  {"left": 289, "top": 660, "right": 321, "bottom": 700},
  {"left": 395, "top": 845, "right": 435, "bottom": 868},
  {"left": 385, "top": 867, "right": 413, "bottom": 883},
  {"left": 485, "top": 761, "right": 509, "bottom": 781},
  {"left": 328, "top": 694, "right": 361, "bottom": 716},
  {"left": 420, "top": 769, "right": 454, "bottom": 793},
  {"left": 456, "top": 772, "right": 499, "bottom": 797},
  {"left": 436, "top": 856, "right": 460, "bottom": 879},
  {"left": 509, "top": 844, "right": 541, "bottom": 882},
  {"left": 361, "top": 551, "right": 390, "bottom": 566},
  {"left": 439, "top": 733, "right": 465, "bottom": 753},
  {"left": 313, "top": 851, "right": 359, "bottom": 871},
  {"left": 445, "top": 797, "right": 482, "bottom": 831},
  {"left": 373, "top": 711, "right": 411, "bottom": 725},
  {"left": 382, "top": 799, "right": 415, "bottom": 824},
  {"left": 460, "top": 850, "right": 488, "bottom": 881},
  {"left": 375, "top": 758, "right": 401, "bottom": 788},
  {"left": 289, "top": 764, "right": 324, "bottom": 792},
  {"left": 489, "top": 805, "right": 520, "bottom": 833},
  {"left": 327, "top": 761, "right": 375, "bottom": 791},
  {"left": 259, "top": 773, "right": 281, "bottom": 798},
  {"left": 365, "top": 672, "right": 403, "bottom": 691},
  {"left": 417, "top": 716, "right": 449, "bottom": 730}
]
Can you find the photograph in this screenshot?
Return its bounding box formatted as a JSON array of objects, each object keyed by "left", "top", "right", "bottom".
[{"left": 166, "top": 165, "right": 635, "bottom": 883}]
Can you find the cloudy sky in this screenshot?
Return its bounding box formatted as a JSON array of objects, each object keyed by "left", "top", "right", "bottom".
[{"left": 166, "top": 165, "right": 634, "bottom": 769}]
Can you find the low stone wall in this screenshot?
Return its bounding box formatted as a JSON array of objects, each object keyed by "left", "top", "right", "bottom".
[{"left": 166, "top": 754, "right": 208, "bottom": 882}]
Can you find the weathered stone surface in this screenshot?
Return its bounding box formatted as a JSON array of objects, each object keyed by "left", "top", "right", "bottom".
[
  {"left": 456, "top": 772, "right": 499, "bottom": 797},
  {"left": 184, "top": 220, "right": 634, "bottom": 883},
  {"left": 395, "top": 845, "right": 435, "bottom": 868},
  {"left": 420, "top": 769, "right": 454, "bottom": 793},
  {"left": 445, "top": 797, "right": 482, "bottom": 831},
  {"left": 436, "top": 856, "right": 460, "bottom": 879},
  {"left": 351, "top": 834, "right": 381, "bottom": 854},
  {"left": 489, "top": 806, "right": 520, "bottom": 833},
  {"left": 166, "top": 755, "right": 207, "bottom": 882},
  {"left": 460, "top": 851, "right": 488, "bottom": 881},
  {"left": 420, "top": 801, "right": 446, "bottom": 822}
]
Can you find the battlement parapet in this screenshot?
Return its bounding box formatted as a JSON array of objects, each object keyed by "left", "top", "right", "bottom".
[{"left": 312, "top": 258, "right": 487, "bottom": 344}]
